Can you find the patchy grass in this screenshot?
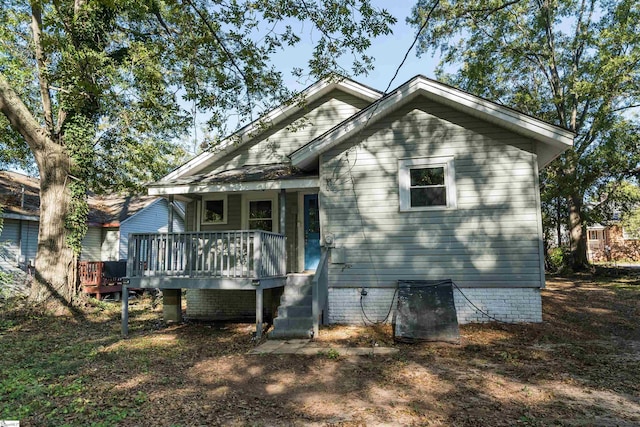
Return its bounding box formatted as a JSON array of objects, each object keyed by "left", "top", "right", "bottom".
[{"left": 1, "top": 272, "right": 639, "bottom": 426}]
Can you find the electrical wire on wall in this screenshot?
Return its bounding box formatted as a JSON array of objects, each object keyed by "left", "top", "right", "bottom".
[
  {"left": 324, "top": 0, "right": 442, "bottom": 321},
  {"left": 360, "top": 279, "right": 509, "bottom": 325}
]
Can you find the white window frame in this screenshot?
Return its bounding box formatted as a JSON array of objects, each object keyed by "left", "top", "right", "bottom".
[
  {"left": 242, "top": 191, "right": 279, "bottom": 233},
  {"left": 201, "top": 194, "right": 228, "bottom": 225},
  {"left": 398, "top": 156, "right": 457, "bottom": 211}
]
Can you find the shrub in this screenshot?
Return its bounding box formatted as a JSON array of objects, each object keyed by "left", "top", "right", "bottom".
[{"left": 547, "top": 246, "right": 571, "bottom": 273}]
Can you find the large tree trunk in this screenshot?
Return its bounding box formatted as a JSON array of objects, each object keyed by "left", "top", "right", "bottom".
[
  {"left": 29, "top": 144, "right": 78, "bottom": 310},
  {"left": 568, "top": 192, "right": 588, "bottom": 270}
]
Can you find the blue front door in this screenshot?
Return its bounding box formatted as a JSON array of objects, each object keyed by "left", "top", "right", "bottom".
[{"left": 304, "top": 194, "right": 321, "bottom": 270}]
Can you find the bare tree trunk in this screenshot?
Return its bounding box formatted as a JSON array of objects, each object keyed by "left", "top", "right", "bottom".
[
  {"left": 568, "top": 192, "right": 588, "bottom": 270},
  {"left": 29, "top": 145, "right": 78, "bottom": 310}
]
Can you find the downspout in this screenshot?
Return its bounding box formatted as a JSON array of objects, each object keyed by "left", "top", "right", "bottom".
[{"left": 168, "top": 196, "right": 174, "bottom": 233}]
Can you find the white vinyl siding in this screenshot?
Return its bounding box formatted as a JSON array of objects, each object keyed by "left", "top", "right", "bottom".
[
  {"left": 320, "top": 98, "right": 542, "bottom": 289},
  {"left": 0, "top": 219, "right": 34, "bottom": 271},
  {"left": 0, "top": 221, "right": 19, "bottom": 273},
  {"left": 0, "top": 218, "right": 38, "bottom": 281},
  {"left": 119, "top": 198, "right": 185, "bottom": 260},
  {"left": 81, "top": 227, "right": 103, "bottom": 261},
  {"left": 101, "top": 228, "right": 119, "bottom": 261}
]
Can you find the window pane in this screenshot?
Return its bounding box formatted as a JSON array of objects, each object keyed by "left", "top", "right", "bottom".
[
  {"left": 249, "top": 200, "right": 272, "bottom": 219},
  {"left": 410, "top": 167, "right": 444, "bottom": 186},
  {"left": 411, "top": 187, "right": 446, "bottom": 207},
  {"left": 249, "top": 219, "right": 273, "bottom": 232},
  {"left": 204, "top": 199, "right": 224, "bottom": 222}
]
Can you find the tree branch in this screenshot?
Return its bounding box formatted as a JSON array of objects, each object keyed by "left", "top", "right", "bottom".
[
  {"left": 0, "top": 72, "right": 47, "bottom": 152},
  {"left": 539, "top": 0, "right": 566, "bottom": 126},
  {"left": 31, "top": 2, "right": 54, "bottom": 134},
  {"left": 467, "top": 0, "right": 522, "bottom": 19},
  {"left": 182, "top": 0, "right": 254, "bottom": 122}
]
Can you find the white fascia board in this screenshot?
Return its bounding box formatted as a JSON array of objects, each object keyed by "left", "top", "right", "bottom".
[
  {"left": 161, "top": 78, "right": 382, "bottom": 182},
  {"left": 148, "top": 177, "right": 319, "bottom": 196},
  {"left": 413, "top": 79, "right": 574, "bottom": 148},
  {"left": 291, "top": 76, "right": 574, "bottom": 170},
  {"left": 291, "top": 80, "right": 421, "bottom": 169}
]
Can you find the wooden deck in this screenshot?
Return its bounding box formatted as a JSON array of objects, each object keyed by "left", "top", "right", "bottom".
[{"left": 122, "top": 230, "right": 288, "bottom": 338}]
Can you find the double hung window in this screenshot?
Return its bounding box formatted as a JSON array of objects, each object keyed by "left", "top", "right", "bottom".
[{"left": 399, "top": 157, "right": 456, "bottom": 211}]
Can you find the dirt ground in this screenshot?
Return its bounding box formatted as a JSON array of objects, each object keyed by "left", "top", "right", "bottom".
[{"left": 1, "top": 271, "right": 639, "bottom": 426}]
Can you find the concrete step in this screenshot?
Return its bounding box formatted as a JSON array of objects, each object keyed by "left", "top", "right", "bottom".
[
  {"left": 277, "top": 304, "right": 312, "bottom": 318},
  {"left": 268, "top": 328, "right": 314, "bottom": 339},
  {"left": 273, "top": 316, "right": 313, "bottom": 332},
  {"left": 286, "top": 273, "right": 314, "bottom": 287},
  {"left": 280, "top": 294, "right": 312, "bottom": 306},
  {"left": 283, "top": 281, "right": 312, "bottom": 297}
]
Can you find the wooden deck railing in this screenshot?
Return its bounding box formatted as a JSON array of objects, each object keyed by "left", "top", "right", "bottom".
[
  {"left": 127, "top": 230, "right": 286, "bottom": 279},
  {"left": 312, "top": 248, "right": 330, "bottom": 338}
]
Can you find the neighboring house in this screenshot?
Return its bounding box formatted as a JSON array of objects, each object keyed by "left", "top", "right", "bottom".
[
  {"left": 127, "top": 75, "right": 573, "bottom": 338},
  {"left": 0, "top": 171, "right": 185, "bottom": 282},
  {"left": 0, "top": 172, "right": 40, "bottom": 290},
  {"left": 82, "top": 193, "right": 185, "bottom": 262},
  {"left": 587, "top": 222, "right": 640, "bottom": 262}
]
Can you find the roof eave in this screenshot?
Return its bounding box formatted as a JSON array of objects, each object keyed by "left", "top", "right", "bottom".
[
  {"left": 291, "top": 76, "right": 574, "bottom": 170},
  {"left": 157, "top": 77, "right": 383, "bottom": 183},
  {"left": 148, "top": 177, "right": 320, "bottom": 195}
]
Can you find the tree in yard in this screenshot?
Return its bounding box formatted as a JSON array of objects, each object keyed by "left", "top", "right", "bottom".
[
  {"left": 0, "top": 0, "right": 395, "bottom": 310},
  {"left": 409, "top": 0, "right": 640, "bottom": 269}
]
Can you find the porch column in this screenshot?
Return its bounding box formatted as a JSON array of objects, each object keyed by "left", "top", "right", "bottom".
[
  {"left": 279, "top": 189, "right": 286, "bottom": 235},
  {"left": 256, "top": 287, "right": 263, "bottom": 339},
  {"left": 168, "top": 195, "right": 174, "bottom": 233},
  {"left": 163, "top": 289, "right": 182, "bottom": 323}
]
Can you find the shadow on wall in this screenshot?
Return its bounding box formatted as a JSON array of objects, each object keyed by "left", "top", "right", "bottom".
[{"left": 320, "top": 97, "right": 542, "bottom": 290}]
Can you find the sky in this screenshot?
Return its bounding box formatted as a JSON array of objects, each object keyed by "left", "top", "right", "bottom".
[
  {"left": 10, "top": 2, "right": 445, "bottom": 172},
  {"left": 187, "top": 1, "right": 443, "bottom": 151},
  {"left": 276, "top": 2, "right": 440, "bottom": 92}
]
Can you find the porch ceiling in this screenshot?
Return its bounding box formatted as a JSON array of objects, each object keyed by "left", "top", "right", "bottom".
[{"left": 148, "top": 163, "right": 319, "bottom": 195}]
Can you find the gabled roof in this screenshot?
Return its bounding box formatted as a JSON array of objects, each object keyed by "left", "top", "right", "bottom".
[
  {"left": 160, "top": 76, "right": 383, "bottom": 182},
  {"left": 290, "top": 75, "right": 574, "bottom": 170},
  {"left": 0, "top": 171, "right": 163, "bottom": 226},
  {"left": 87, "top": 195, "right": 164, "bottom": 226}
]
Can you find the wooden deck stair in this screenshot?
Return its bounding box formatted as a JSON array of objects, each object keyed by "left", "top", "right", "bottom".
[{"left": 270, "top": 273, "right": 315, "bottom": 338}]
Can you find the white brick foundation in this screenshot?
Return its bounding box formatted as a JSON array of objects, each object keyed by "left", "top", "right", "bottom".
[
  {"left": 328, "top": 287, "right": 542, "bottom": 324},
  {"left": 186, "top": 289, "right": 282, "bottom": 320}
]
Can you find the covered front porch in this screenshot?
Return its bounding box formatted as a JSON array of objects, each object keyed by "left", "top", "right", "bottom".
[{"left": 121, "top": 165, "right": 328, "bottom": 338}]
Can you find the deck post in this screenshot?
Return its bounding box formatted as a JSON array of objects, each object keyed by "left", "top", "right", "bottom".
[
  {"left": 256, "top": 287, "right": 263, "bottom": 339},
  {"left": 121, "top": 284, "right": 129, "bottom": 337},
  {"left": 253, "top": 232, "right": 262, "bottom": 278},
  {"left": 279, "top": 189, "right": 286, "bottom": 235},
  {"left": 168, "top": 195, "right": 174, "bottom": 233},
  {"left": 163, "top": 289, "right": 182, "bottom": 323}
]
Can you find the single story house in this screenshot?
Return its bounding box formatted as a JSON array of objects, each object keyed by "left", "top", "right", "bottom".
[
  {"left": 125, "top": 75, "right": 574, "bottom": 338},
  {"left": 0, "top": 171, "right": 185, "bottom": 287}
]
